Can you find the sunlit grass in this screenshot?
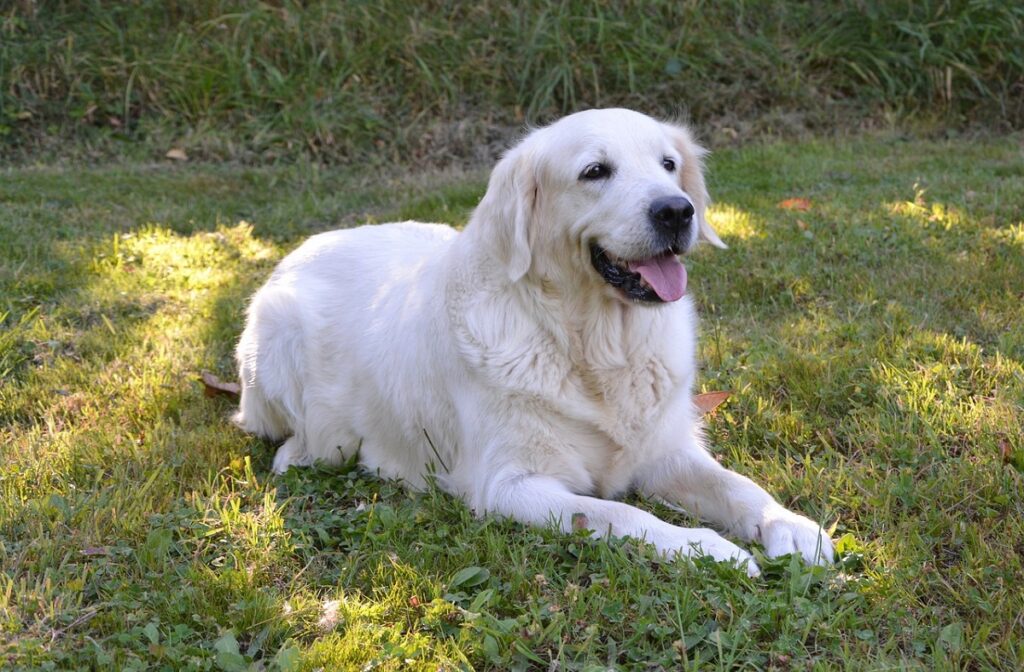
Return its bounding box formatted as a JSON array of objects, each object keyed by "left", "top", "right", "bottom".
[
  {"left": 886, "top": 192, "right": 969, "bottom": 230},
  {"left": 2, "top": 136, "right": 1023, "bottom": 669},
  {"left": 705, "top": 204, "right": 762, "bottom": 241}
]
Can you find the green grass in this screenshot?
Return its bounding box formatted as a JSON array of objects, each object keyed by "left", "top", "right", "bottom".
[
  {"left": 2, "top": 135, "right": 1023, "bottom": 670},
  {"left": 3, "top": 1, "right": 1023, "bottom": 163}
]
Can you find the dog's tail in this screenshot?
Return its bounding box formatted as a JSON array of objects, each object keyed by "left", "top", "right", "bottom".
[{"left": 233, "top": 286, "right": 304, "bottom": 441}]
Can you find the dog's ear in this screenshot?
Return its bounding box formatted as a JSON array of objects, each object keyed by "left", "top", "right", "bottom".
[
  {"left": 666, "top": 123, "right": 726, "bottom": 249},
  {"left": 476, "top": 147, "right": 537, "bottom": 281}
]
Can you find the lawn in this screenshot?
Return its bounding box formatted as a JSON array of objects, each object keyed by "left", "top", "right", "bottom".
[{"left": 1, "top": 135, "right": 1022, "bottom": 670}]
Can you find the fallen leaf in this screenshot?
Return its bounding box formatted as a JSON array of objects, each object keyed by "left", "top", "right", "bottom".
[
  {"left": 165, "top": 148, "right": 188, "bottom": 161},
  {"left": 200, "top": 371, "right": 241, "bottom": 399},
  {"left": 81, "top": 547, "right": 109, "bottom": 557},
  {"left": 571, "top": 512, "right": 590, "bottom": 531},
  {"left": 796, "top": 219, "right": 808, "bottom": 231},
  {"left": 694, "top": 391, "right": 731, "bottom": 415},
  {"left": 107, "top": 116, "right": 122, "bottom": 128},
  {"left": 778, "top": 197, "right": 812, "bottom": 211}
]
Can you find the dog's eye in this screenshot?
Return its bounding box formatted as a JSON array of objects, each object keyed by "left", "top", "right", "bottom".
[
  {"left": 580, "top": 163, "right": 611, "bottom": 181},
  {"left": 662, "top": 158, "right": 676, "bottom": 172}
]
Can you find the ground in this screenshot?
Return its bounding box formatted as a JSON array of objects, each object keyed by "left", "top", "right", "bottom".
[{"left": 1, "top": 135, "right": 1022, "bottom": 670}]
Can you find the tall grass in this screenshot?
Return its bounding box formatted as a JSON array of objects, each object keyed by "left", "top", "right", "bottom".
[{"left": 1, "top": 0, "right": 1022, "bottom": 163}]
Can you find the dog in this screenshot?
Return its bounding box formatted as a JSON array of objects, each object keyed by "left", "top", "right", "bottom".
[{"left": 235, "top": 108, "right": 833, "bottom": 575}]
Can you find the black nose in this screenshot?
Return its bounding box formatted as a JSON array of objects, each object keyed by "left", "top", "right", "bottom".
[{"left": 648, "top": 196, "right": 695, "bottom": 237}]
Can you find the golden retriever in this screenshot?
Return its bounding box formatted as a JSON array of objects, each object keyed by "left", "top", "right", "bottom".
[{"left": 235, "top": 108, "right": 833, "bottom": 575}]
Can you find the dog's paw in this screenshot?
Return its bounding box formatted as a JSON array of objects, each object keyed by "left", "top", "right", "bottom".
[
  {"left": 758, "top": 507, "right": 834, "bottom": 565},
  {"left": 272, "top": 437, "right": 312, "bottom": 474},
  {"left": 666, "top": 528, "right": 761, "bottom": 577}
]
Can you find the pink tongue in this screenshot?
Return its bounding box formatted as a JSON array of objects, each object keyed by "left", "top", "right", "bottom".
[{"left": 627, "top": 253, "right": 687, "bottom": 302}]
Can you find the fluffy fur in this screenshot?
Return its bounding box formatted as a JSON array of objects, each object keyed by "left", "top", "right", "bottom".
[{"left": 235, "top": 108, "right": 833, "bottom": 575}]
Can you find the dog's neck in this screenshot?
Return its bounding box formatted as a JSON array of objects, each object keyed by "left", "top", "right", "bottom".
[
  {"left": 449, "top": 225, "right": 679, "bottom": 367},
  {"left": 521, "top": 264, "right": 674, "bottom": 369}
]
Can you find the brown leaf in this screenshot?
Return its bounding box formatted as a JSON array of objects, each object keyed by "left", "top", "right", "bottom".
[
  {"left": 694, "top": 391, "right": 731, "bottom": 415},
  {"left": 796, "top": 219, "right": 808, "bottom": 231},
  {"left": 571, "top": 512, "right": 589, "bottom": 532},
  {"left": 200, "top": 371, "right": 241, "bottom": 399},
  {"left": 778, "top": 197, "right": 812, "bottom": 211},
  {"left": 1000, "top": 438, "right": 1011, "bottom": 464},
  {"left": 165, "top": 148, "right": 188, "bottom": 161}
]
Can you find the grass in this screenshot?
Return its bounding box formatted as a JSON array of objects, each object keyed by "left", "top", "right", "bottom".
[
  {"left": 1, "top": 134, "right": 1023, "bottom": 670},
  {"left": 2, "top": 1, "right": 1023, "bottom": 163}
]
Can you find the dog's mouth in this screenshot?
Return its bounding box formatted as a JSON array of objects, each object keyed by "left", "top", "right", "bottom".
[{"left": 589, "top": 243, "right": 687, "bottom": 303}]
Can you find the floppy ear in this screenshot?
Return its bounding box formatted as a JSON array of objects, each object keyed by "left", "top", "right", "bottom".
[
  {"left": 667, "top": 123, "right": 727, "bottom": 249},
  {"left": 475, "top": 147, "right": 538, "bottom": 281}
]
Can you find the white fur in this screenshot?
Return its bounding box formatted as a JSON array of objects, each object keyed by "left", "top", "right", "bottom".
[{"left": 235, "top": 109, "right": 833, "bottom": 575}]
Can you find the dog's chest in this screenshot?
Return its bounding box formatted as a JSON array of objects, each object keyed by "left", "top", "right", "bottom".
[
  {"left": 452, "top": 286, "right": 691, "bottom": 493},
  {"left": 561, "top": 361, "right": 675, "bottom": 497},
  {"left": 566, "top": 350, "right": 675, "bottom": 444}
]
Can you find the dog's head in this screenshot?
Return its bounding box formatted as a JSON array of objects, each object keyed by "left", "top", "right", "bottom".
[{"left": 473, "top": 108, "right": 725, "bottom": 305}]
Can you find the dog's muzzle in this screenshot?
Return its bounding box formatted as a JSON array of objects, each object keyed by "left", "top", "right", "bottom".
[{"left": 589, "top": 243, "right": 688, "bottom": 303}]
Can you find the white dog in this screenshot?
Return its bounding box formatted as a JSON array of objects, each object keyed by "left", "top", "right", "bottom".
[{"left": 235, "top": 108, "right": 833, "bottom": 575}]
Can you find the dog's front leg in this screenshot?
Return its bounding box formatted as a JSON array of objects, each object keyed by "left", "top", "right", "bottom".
[
  {"left": 638, "top": 440, "right": 834, "bottom": 566},
  {"left": 481, "top": 471, "right": 760, "bottom": 576}
]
